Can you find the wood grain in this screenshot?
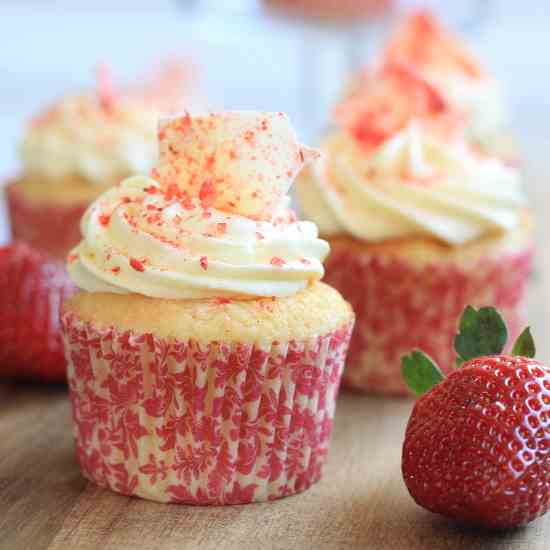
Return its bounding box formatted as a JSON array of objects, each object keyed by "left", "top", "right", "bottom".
[{"left": 1, "top": 172, "right": 549, "bottom": 550}]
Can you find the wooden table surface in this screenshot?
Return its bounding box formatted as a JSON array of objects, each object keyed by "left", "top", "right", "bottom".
[{"left": 1, "top": 178, "right": 550, "bottom": 550}]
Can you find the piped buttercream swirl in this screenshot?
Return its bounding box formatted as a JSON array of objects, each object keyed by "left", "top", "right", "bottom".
[
  {"left": 20, "top": 94, "right": 158, "bottom": 186},
  {"left": 68, "top": 112, "right": 329, "bottom": 299},
  {"left": 69, "top": 176, "right": 328, "bottom": 298},
  {"left": 297, "top": 124, "right": 526, "bottom": 246}
]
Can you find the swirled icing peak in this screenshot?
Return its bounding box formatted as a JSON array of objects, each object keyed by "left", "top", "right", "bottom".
[
  {"left": 298, "top": 124, "right": 526, "bottom": 246},
  {"left": 68, "top": 112, "right": 329, "bottom": 299},
  {"left": 155, "top": 111, "right": 319, "bottom": 220}
]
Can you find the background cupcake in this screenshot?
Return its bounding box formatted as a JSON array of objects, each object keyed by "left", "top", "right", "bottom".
[
  {"left": 6, "top": 63, "right": 197, "bottom": 260},
  {"left": 297, "top": 69, "right": 532, "bottom": 395},
  {"left": 263, "top": 0, "right": 393, "bottom": 21},
  {"left": 61, "top": 111, "right": 354, "bottom": 504}
]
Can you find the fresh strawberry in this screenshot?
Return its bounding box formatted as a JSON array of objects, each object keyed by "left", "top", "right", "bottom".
[
  {"left": 401, "top": 306, "right": 550, "bottom": 529},
  {"left": 0, "top": 241, "right": 75, "bottom": 382}
]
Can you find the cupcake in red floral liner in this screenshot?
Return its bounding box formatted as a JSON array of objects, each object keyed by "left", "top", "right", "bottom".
[
  {"left": 61, "top": 111, "right": 354, "bottom": 504},
  {"left": 6, "top": 62, "right": 199, "bottom": 260},
  {"left": 347, "top": 11, "right": 516, "bottom": 162},
  {"left": 297, "top": 69, "right": 533, "bottom": 396}
]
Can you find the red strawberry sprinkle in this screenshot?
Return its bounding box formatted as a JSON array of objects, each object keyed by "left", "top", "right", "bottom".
[
  {"left": 199, "top": 180, "right": 216, "bottom": 208},
  {"left": 270, "top": 257, "right": 286, "bottom": 267},
  {"left": 129, "top": 258, "right": 145, "bottom": 272},
  {"left": 99, "top": 213, "right": 111, "bottom": 226}
]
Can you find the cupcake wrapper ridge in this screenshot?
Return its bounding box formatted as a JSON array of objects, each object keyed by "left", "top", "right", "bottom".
[
  {"left": 324, "top": 243, "right": 533, "bottom": 395},
  {"left": 61, "top": 312, "right": 353, "bottom": 504}
]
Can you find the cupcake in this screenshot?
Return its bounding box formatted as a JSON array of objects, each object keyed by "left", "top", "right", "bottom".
[
  {"left": 376, "top": 10, "right": 515, "bottom": 161},
  {"left": 6, "top": 63, "right": 197, "bottom": 260},
  {"left": 263, "top": 0, "right": 393, "bottom": 21},
  {"left": 61, "top": 112, "right": 354, "bottom": 504},
  {"left": 297, "top": 70, "right": 532, "bottom": 395}
]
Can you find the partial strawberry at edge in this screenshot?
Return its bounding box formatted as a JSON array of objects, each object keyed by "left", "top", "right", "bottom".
[
  {"left": 0, "top": 241, "right": 76, "bottom": 382},
  {"left": 401, "top": 307, "right": 550, "bottom": 529}
]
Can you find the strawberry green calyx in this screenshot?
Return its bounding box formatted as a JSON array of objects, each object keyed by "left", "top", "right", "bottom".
[
  {"left": 454, "top": 306, "right": 507, "bottom": 364},
  {"left": 402, "top": 305, "right": 537, "bottom": 396},
  {"left": 512, "top": 327, "right": 536, "bottom": 358},
  {"left": 401, "top": 351, "right": 444, "bottom": 396}
]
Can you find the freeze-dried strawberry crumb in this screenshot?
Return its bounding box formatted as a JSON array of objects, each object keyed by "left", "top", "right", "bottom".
[
  {"left": 270, "top": 257, "right": 286, "bottom": 267},
  {"left": 199, "top": 180, "right": 216, "bottom": 208},
  {"left": 129, "top": 258, "right": 145, "bottom": 272},
  {"left": 99, "top": 214, "right": 111, "bottom": 226}
]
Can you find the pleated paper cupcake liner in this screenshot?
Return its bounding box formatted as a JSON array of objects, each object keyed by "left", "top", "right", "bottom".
[
  {"left": 324, "top": 242, "right": 533, "bottom": 396},
  {"left": 61, "top": 311, "right": 354, "bottom": 504},
  {"left": 0, "top": 241, "right": 75, "bottom": 382},
  {"left": 6, "top": 183, "right": 88, "bottom": 260}
]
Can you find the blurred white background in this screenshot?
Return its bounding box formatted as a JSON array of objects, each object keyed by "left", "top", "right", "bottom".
[{"left": 1, "top": 1, "right": 549, "bottom": 243}]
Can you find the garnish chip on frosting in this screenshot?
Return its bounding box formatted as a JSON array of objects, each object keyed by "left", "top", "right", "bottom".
[
  {"left": 377, "top": 10, "right": 507, "bottom": 153},
  {"left": 335, "top": 63, "right": 464, "bottom": 151},
  {"left": 384, "top": 10, "right": 483, "bottom": 79},
  {"left": 155, "top": 111, "right": 319, "bottom": 220}
]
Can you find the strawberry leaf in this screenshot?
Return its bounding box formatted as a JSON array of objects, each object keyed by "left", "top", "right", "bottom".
[
  {"left": 512, "top": 327, "right": 536, "bottom": 358},
  {"left": 402, "top": 351, "right": 444, "bottom": 396},
  {"left": 454, "top": 306, "right": 508, "bottom": 363}
]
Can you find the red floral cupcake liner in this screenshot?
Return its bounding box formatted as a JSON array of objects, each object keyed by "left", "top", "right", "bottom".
[
  {"left": 61, "top": 311, "right": 353, "bottom": 504},
  {"left": 6, "top": 183, "right": 88, "bottom": 260},
  {"left": 0, "top": 242, "right": 76, "bottom": 381},
  {"left": 324, "top": 242, "right": 533, "bottom": 395}
]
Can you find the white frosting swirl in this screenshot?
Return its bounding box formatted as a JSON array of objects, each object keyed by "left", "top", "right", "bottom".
[
  {"left": 20, "top": 94, "right": 158, "bottom": 185},
  {"left": 69, "top": 176, "right": 329, "bottom": 299},
  {"left": 297, "top": 124, "right": 526, "bottom": 246},
  {"left": 428, "top": 72, "right": 507, "bottom": 152}
]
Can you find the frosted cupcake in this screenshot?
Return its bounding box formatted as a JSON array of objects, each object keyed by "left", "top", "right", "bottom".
[
  {"left": 61, "top": 112, "right": 354, "bottom": 504},
  {"left": 297, "top": 72, "right": 532, "bottom": 395},
  {"left": 376, "top": 10, "right": 515, "bottom": 161},
  {"left": 6, "top": 64, "right": 196, "bottom": 260}
]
